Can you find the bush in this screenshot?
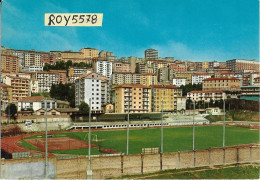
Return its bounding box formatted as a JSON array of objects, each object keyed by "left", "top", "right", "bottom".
[{"left": 1, "top": 125, "right": 24, "bottom": 137}]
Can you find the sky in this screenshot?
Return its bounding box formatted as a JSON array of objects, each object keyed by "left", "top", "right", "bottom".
[{"left": 2, "top": 0, "right": 259, "bottom": 62}]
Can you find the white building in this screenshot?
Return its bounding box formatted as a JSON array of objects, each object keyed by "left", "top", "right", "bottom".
[
  {"left": 187, "top": 90, "right": 226, "bottom": 102},
  {"left": 22, "top": 66, "right": 43, "bottom": 72},
  {"left": 30, "top": 79, "right": 39, "bottom": 93},
  {"left": 192, "top": 73, "right": 211, "bottom": 85},
  {"left": 36, "top": 71, "right": 58, "bottom": 92},
  {"left": 75, "top": 72, "right": 109, "bottom": 113},
  {"left": 18, "top": 96, "right": 57, "bottom": 111},
  {"left": 177, "top": 97, "right": 186, "bottom": 112},
  {"left": 95, "top": 61, "right": 113, "bottom": 79},
  {"left": 172, "top": 78, "right": 186, "bottom": 87}
]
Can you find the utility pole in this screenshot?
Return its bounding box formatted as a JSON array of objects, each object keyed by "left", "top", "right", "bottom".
[
  {"left": 45, "top": 98, "right": 48, "bottom": 179},
  {"left": 161, "top": 100, "right": 164, "bottom": 153},
  {"left": 126, "top": 98, "right": 130, "bottom": 155},
  {"left": 223, "top": 99, "right": 226, "bottom": 148},
  {"left": 192, "top": 102, "right": 195, "bottom": 151},
  {"left": 87, "top": 98, "right": 92, "bottom": 179}
]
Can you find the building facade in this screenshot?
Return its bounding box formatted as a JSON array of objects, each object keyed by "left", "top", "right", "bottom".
[
  {"left": 95, "top": 61, "right": 113, "bottom": 79},
  {"left": 1, "top": 54, "right": 19, "bottom": 73},
  {"left": 145, "top": 49, "right": 158, "bottom": 60},
  {"left": 75, "top": 72, "right": 109, "bottom": 113},
  {"left": 187, "top": 90, "right": 226, "bottom": 102},
  {"left": 36, "top": 71, "right": 59, "bottom": 92},
  {"left": 226, "top": 59, "right": 260, "bottom": 73},
  {"left": 192, "top": 73, "right": 211, "bottom": 85},
  {"left": 115, "top": 84, "right": 151, "bottom": 113},
  {"left": 202, "top": 77, "right": 240, "bottom": 91},
  {"left": 172, "top": 78, "right": 186, "bottom": 87}
]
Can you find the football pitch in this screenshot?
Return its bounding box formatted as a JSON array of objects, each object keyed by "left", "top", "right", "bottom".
[{"left": 22, "top": 126, "right": 259, "bottom": 155}]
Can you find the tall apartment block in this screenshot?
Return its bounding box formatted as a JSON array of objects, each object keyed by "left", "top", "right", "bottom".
[
  {"left": 1, "top": 54, "right": 19, "bottom": 73},
  {"left": 75, "top": 72, "right": 109, "bottom": 113},
  {"left": 2, "top": 75, "right": 31, "bottom": 102},
  {"left": 115, "top": 84, "right": 152, "bottom": 113},
  {"left": 151, "top": 85, "right": 182, "bottom": 112},
  {"left": 192, "top": 73, "right": 212, "bottom": 85},
  {"left": 226, "top": 59, "right": 260, "bottom": 73},
  {"left": 145, "top": 49, "right": 158, "bottom": 60},
  {"left": 36, "top": 71, "right": 59, "bottom": 92},
  {"left": 95, "top": 61, "right": 113, "bottom": 79},
  {"left": 80, "top": 48, "right": 99, "bottom": 59}
]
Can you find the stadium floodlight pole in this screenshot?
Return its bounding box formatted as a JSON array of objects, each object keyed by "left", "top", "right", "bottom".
[
  {"left": 126, "top": 98, "right": 130, "bottom": 155},
  {"left": 192, "top": 102, "right": 195, "bottom": 151},
  {"left": 87, "top": 98, "right": 92, "bottom": 179},
  {"left": 161, "top": 100, "right": 164, "bottom": 153},
  {"left": 44, "top": 98, "right": 48, "bottom": 179},
  {"left": 0, "top": 0, "right": 2, "bottom": 177},
  {"left": 223, "top": 99, "right": 226, "bottom": 148}
]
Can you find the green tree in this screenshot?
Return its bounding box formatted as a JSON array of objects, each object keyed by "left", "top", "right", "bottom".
[
  {"left": 5, "top": 104, "right": 17, "bottom": 119},
  {"left": 79, "top": 102, "right": 90, "bottom": 115}
]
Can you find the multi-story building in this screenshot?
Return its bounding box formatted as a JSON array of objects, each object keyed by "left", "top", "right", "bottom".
[
  {"left": 151, "top": 85, "right": 182, "bottom": 112},
  {"left": 136, "top": 63, "right": 148, "bottom": 74},
  {"left": 187, "top": 90, "right": 226, "bottom": 102},
  {"left": 173, "top": 72, "right": 194, "bottom": 84},
  {"left": 50, "top": 70, "right": 67, "bottom": 84},
  {"left": 240, "top": 85, "right": 260, "bottom": 101},
  {"left": 115, "top": 84, "right": 152, "bottom": 113},
  {"left": 226, "top": 59, "right": 260, "bottom": 73},
  {"left": 202, "top": 77, "right": 240, "bottom": 91},
  {"left": 24, "top": 50, "right": 43, "bottom": 67},
  {"left": 192, "top": 73, "right": 211, "bottom": 85},
  {"left": 95, "top": 61, "right": 113, "bottom": 79},
  {"left": 145, "top": 49, "right": 158, "bottom": 60},
  {"left": 22, "top": 66, "right": 43, "bottom": 72},
  {"left": 2, "top": 75, "right": 31, "bottom": 102},
  {"left": 158, "top": 68, "right": 170, "bottom": 82},
  {"left": 80, "top": 48, "right": 99, "bottom": 59},
  {"left": 1, "top": 83, "right": 13, "bottom": 110},
  {"left": 1, "top": 54, "right": 19, "bottom": 73},
  {"left": 36, "top": 71, "right": 59, "bottom": 92},
  {"left": 169, "top": 64, "right": 187, "bottom": 72},
  {"left": 75, "top": 72, "right": 109, "bottom": 113},
  {"left": 172, "top": 78, "right": 186, "bottom": 87},
  {"left": 68, "top": 67, "right": 92, "bottom": 83},
  {"left": 113, "top": 62, "right": 131, "bottom": 73},
  {"left": 112, "top": 73, "right": 157, "bottom": 86}
]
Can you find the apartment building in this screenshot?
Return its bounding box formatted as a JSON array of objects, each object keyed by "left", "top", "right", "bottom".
[
  {"left": 202, "top": 77, "right": 240, "bottom": 91},
  {"left": 172, "top": 78, "right": 186, "bottom": 87},
  {"left": 226, "top": 59, "right": 260, "bottom": 73},
  {"left": 169, "top": 63, "right": 187, "bottom": 72},
  {"left": 187, "top": 90, "right": 226, "bottom": 102},
  {"left": 80, "top": 48, "right": 99, "bottom": 59},
  {"left": 151, "top": 85, "right": 182, "bottom": 112},
  {"left": 115, "top": 84, "right": 152, "bottom": 113},
  {"left": 136, "top": 63, "right": 148, "bottom": 74},
  {"left": 173, "top": 72, "right": 194, "bottom": 84},
  {"left": 50, "top": 70, "right": 67, "bottom": 84},
  {"left": 22, "top": 66, "right": 43, "bottom": 72},
  {"left": 113, "top": 62, "right": 131, "bottom": 73},
  {"left": 192, "top": 73, "right": 211, "bottom": 85},
  {"left": 145, "top": 49, "right": 158, "bottom": 59},
  {"left": 68, "top": 67, "right": 92, "bottom": 82},
  {"left": 158, "top": 68, "right": 170, "bottom": 82},
  {"left": 95, "top": 61, "right": 113, "bottom": 79},
  {"left": 1, "top": 54, "right": 19, "bottom": 73},
  {"left": 36, "top": 71, "right": 59, "bottom": 92},
  {"left": 1, "top": 83, "right": 13, "bottom": 110},
  {"left": 112, "top": 73, "right": 157, "bottom": 86},
  {"left": 2, "top": 75, "right": 31, "bottom": 102},
  {"left": 75, "top": 72, "right": 109, "bottom": 113},
  {"left": 24, "top": 50, "right": 43, "bottom": 67}
]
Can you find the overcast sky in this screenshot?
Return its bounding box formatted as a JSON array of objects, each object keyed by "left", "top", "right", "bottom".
[{"left": 2, "top": 0, "right": 259, "bottom": 61}]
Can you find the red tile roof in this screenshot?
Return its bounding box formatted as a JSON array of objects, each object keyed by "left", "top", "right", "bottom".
[
  {"left": 19, "top": 96, "right": 46, "bottom": 102},
  {"left": 193, "top": 73, "right": 211, "bottom": 76},
  {"left": 151, "top": 85, "right": 177, "bottom": 89}
]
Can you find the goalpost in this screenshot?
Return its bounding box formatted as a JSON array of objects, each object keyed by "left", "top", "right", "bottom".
[{"left": 84, "top": 133, "right": 98, "bottom": 142}]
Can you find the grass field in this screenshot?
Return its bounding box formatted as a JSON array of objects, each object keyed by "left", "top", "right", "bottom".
[
  {"left": 22, "top": 126, "right": 259, "bottom": 155},
  {"left": 117, "top": 164, "right": 260, "bottom": 179}
]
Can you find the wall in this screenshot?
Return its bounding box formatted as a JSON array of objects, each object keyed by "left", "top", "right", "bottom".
[{"left": 1, "top": 145, "right": 259, "bottom": 179}]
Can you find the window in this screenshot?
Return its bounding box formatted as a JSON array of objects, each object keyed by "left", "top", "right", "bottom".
[
  {"left": 52, "top": 112, "right": 56, "bottom": 115},
  {"left": 40, "top": 112, "right": 45, "bottom": 115}
]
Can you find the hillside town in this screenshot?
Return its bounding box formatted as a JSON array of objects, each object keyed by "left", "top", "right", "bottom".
[{"left": 1, "top": 47, "right": 259, "bottom": 118}]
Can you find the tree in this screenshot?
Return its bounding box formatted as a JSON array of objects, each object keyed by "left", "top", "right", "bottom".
[
  {"left": 5, "top": 104, "right": 17, "bottom": 119},
  {"left": 79, "top": 102, "right": 90, "bottom": 115}
]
